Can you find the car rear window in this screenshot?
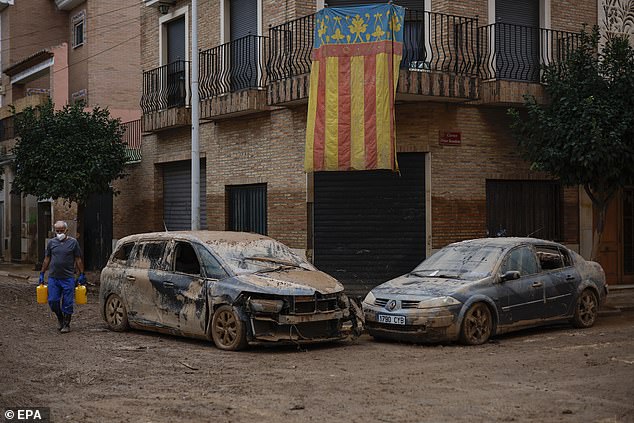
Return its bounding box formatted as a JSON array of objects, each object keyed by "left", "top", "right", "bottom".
[
  {"left": 134, "top": 241, "right": 167, "bottom": 270},
  {"left": 112, "top": 242, "right": 135, "bottom": 263}
]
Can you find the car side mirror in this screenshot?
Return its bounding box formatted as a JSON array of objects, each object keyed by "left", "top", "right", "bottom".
[{"left": 500, "top": 270, "right": 521, "bottom": 282}]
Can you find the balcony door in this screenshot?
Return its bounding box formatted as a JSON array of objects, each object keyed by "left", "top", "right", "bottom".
[
  {"left": 230, "top": 0, "right": 258, "bottom": 90},
  {"left": 166, "top": 16, "right": 186, "bottom": 107},
  {"left": 495, "top": 0, "right": 540, "bottom": 81}
]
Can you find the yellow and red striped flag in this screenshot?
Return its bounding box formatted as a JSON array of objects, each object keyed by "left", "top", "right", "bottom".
[{"left": 305, "top": 4, "right": 405, "bottom": 172}]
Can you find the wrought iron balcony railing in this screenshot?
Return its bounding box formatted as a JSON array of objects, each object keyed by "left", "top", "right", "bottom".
[
  {"left": 199, "top": 35, "right": 268, "bottom": 98},
  {"left": 401, "top": 10, "right": 479, "bottom": 75},
  {"left": 122, "top": 119, "right": 142, "bottom": 163},
  {"left": 478, "top": 23, "right": 582, "bottom": 81},
  {"left": 141, "top": 60, "right": 191, "bottom": 113},
  {"left": 267, "top": 14, "right": 315, "bottom": 82},
  {"left": 267, "top": 11, "right": 479, "bottom": 82}
]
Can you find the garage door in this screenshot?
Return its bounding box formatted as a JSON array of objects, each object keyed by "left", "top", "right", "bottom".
[
  {"left": 163, "top": 160, "right": 207, "bottom": 230},
  {"left": 313, "top": 153, "right": 426, "bottom": 297}
]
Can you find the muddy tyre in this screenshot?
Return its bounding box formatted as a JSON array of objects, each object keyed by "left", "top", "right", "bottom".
[
  {"left": 211, "top": 305, "right": 248, "bottom": 351},
  {"left": 105, "top": 294, "right": 129, "bottom": 332},
  {"left": 460, "top": 303, "right": 493, "bottom": 345},
  {"left": 572, "top": 289, "right": 598, "bottom": 328}
]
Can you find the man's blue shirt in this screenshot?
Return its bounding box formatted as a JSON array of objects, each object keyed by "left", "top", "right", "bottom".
[{"left": 45, "top": 237, "right": 81, "bottom": 279}]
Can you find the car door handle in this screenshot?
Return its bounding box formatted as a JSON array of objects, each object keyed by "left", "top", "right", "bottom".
[
  {"left": 532, "top": 282, "right": 543, "bottom": 288},
  {"left": 163, "top": 282, "right": 175, "bottom": 288},
  {"left": 126, "top": 275, "right": 136, "bottom": 281},
  {"left": 565, "top": 275, "right": 575, "bottom": 281}
]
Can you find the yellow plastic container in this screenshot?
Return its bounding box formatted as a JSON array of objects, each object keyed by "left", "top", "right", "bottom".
[
  {"left": 37, "top": 284, "right": 48, "bottom": 304},
  {"left": 75, "top": 284, "right": 87, "bottom": 305}
]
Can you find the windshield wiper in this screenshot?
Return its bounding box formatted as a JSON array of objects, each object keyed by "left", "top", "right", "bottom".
[
  {"left": 243, "top": 256, "right": 301, "bottom": 267},
  {"left": 408, "top": 270, "right": 460, "bottom": 279},
  {"left": 254, "top": 265, "right": 295, "bottom": 274}
]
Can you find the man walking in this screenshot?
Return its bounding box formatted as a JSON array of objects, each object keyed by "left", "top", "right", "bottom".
[{"left": 40, "top": 221, "right": 86, "bottom": 333}]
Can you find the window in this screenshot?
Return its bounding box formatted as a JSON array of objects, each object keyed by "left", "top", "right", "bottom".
[
  {"left": 71, "top": 89, "right": 87, "bottom": 105},
  {"left": 72, "top": 11, "right": 85, "bottom": 48},
  {"left": 112, "top": 242, "right": 135, "bottom": 263},
  {"left": 174, "top": 242, "right": 201, "bottom": 275},
  {"left": 486, "top": 180, "right": 562, "bottom": 240},
  {"left": 536, "top": 245, "right": 571, "bottom": 271},
  {"left": 195, "top": 244, "right": 228, "bottom": 280},
  {"left": 500, "top": 246, "right": 539, "bottom": 276},
  {"left": 227, "top": 184, "right": 267, "bottom": 235},
  {"left": 136, "top": 242, "right": 167, "bottom": 270}
]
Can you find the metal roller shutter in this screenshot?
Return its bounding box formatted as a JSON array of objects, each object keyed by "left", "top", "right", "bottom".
[
  {"left": 163, "top": 161, "right": 207, "bottom": 231},
  {"left": 313, "top": 153, "right": 426, "bottom": 297},
  {"left": 230, "top": 0, "right": 258, "bottom": 40}
]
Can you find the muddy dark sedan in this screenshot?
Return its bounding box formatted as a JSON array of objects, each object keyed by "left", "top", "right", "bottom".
[
  {"left": 362, "top": 238, "right": 608, "bottom": 345},
  {"left": 99, "top": 231, "right": 361, "bottom": 350}
]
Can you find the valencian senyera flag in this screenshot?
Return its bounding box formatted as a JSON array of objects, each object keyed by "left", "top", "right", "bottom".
[{"left": 305, "top": 3, "right": 405, "bottom": 172}]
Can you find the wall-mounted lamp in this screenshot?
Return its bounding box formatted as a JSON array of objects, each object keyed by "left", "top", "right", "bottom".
[{"left": 158, "top": 3, "right": 170, "bottom": 14}]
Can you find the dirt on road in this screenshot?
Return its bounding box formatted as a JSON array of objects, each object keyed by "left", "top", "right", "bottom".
[{"left": 1, "top": 274, "right": 633, "bottom": 423}]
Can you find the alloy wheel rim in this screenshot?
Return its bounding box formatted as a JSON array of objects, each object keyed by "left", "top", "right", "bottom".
[
  {"left": 466, "top": 306, "right": 490, "bottom": 343},
  {"left": 579, "top": 292, "right": 597, "bottom": 325},
  {"left": 107, "top": 297, "right": 123, "bottom": 326},
  {"left": 215, "top": 310, "right": 238, "bottom": 346}
]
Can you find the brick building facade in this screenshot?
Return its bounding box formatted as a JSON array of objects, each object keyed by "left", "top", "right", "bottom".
[
  {"left": 0, "top": 0, "right": 140, "bottom": 265},
  {"left": 122, "top": 0, "right": 631, "bottom": 291}
]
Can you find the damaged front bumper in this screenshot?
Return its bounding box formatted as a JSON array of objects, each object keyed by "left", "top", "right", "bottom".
[
  {"left": 241, "top": 294, "right": 364, "bottom": 345},
  {"left": 363, "top": 304, "right": 462, "bottom": 343}
]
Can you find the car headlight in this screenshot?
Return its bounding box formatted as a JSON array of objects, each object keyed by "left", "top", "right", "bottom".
[
  {"left": 362, "top": 291, "right": 376, "bottom": 306},
  {"left": 248, "top": 298, "right": 284, "bottom": 313},
  {"left": 417, "top": 296, "right": 461, "bottom": 309}
]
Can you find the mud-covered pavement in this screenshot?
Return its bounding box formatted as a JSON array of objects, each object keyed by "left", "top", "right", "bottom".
[{"left": 1, "top": 274, "right": 633, "bottom": 423}]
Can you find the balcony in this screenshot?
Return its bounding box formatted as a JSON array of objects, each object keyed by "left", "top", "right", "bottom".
[
  {"left": 139, "top": 11, "right": 584, "bottom": 132},
  {"left": 122, "top": 119, "right": 142, "bottom": 164},
  {"left": 140, "top": 60, "right": 191, "bottom": 132},
  {"left": 199, "top": 35, "right": 270, "bottom": 120},
  {"left": 477, "top": 24, "right": 582, "bottom": 105},
  {"left": 266, "top": 11, "right": 480, "bottom": 105}
]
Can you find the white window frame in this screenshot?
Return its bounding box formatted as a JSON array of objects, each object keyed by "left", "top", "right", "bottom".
[{"left": 72, "top": 10, "right": 86, "bottom": 48}]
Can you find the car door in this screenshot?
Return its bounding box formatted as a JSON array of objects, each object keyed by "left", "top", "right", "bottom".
[
  {"left": 124, "top": 240, "right": 170, "bottom": 327},
  {"left": 536, "top": 245, "right": 578, "bottom": 318},
  {"left": 496, "top": 245, "right": 547, "bottom": 325},
  {"left": 161, "top": 240, "right": 209, "bottom": 336}
]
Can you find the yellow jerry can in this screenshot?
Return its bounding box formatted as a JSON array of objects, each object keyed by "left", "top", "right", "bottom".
[
  {"left": 75, "top": 285, "right": 87, "bottom": 305},
  {"left": 37, "top": 284, "right": 48, "bottom": 304}
]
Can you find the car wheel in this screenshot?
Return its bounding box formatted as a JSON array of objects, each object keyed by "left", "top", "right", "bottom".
[
  {"left": 460, "top": 303, "right": 493, "bottom": 345},
  {"left": 211, "top": 305, "right": 248, "bottom": 351},
  {"left": 105, "top": 294, "right": 129, "bottom": 332},
  {"left": 572, "top": 289, "right": 598, "bottom": 328}
]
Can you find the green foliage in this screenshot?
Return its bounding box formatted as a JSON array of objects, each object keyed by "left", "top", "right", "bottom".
[
  {"left": 508, "top": 28, "right": 634, "bottom": 205},
  {"left": 12, "top": 99, "right": 127, "bottom": 205}
]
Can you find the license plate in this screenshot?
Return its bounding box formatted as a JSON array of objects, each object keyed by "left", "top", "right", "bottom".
[{"left": 377, "top": 314, "right": 406, "bottom": 325}]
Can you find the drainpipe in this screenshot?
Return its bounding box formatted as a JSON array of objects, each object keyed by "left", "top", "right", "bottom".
[{"left": 191, "top": 0, "right": 200, "bottom": 230}]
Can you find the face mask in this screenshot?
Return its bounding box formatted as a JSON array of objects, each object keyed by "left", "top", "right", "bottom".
[{"left": 56, "top": 233, "right": 66, "bottom": 241}]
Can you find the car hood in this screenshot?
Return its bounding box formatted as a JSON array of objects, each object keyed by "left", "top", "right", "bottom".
[
  {"left": 371, "top": 274, "right": 473, "bottom": 298},
  {"left": 235, "top": 269, "right": 344, "bottom": 295}
]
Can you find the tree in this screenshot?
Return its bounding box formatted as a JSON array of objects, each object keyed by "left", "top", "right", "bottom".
[
  {"left": 12, "top": 99, "right": 127, "bottom": 205},
  {"left": 508, "top": 28, "right": 634, "bottom": 259}
]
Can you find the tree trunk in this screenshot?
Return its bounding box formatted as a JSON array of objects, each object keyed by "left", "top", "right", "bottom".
[{"left": 585, "top": 185, "right": 615, "bottom": 262}]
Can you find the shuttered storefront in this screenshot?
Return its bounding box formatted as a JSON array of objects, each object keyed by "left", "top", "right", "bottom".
[
  {"left": 163, "top": 161, "right": 207, "bottom": 230},
  {"left": 313, "top": 153, "right": 426, "bottom": 297}
]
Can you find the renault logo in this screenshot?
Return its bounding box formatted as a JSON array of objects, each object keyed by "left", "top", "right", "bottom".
[{"left": 386, "top": 300, "right": 398, "bottom": 311}]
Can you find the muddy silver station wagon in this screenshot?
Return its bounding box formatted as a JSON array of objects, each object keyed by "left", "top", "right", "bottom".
[{"left": 99, "top": 231, "right": 361, "bottom": 350}]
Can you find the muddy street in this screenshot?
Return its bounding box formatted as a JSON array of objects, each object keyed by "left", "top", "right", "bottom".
[{"left": 1, "top": 274, "right": 633, "bottom": 423}]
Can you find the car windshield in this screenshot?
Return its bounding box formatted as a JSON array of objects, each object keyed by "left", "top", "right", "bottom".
[
  {"left": 209, "top": 238, "right": 315, "bottom": 275},
  {"left": 410, "top": 244, "right": 504, "bottom": 281}
]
